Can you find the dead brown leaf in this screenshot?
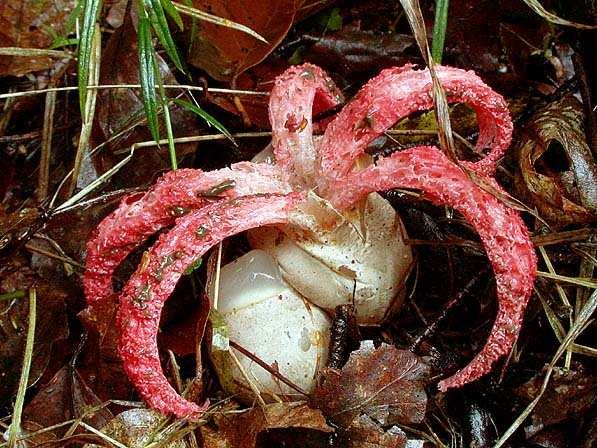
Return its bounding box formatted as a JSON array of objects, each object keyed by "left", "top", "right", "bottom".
[
  {"left": 0, "top": 0, "right": 75, "bottom": 76},
  {"left": 78, "top": 293, "right": 135, "bottom": 403},
  {"left": 0, "top": 260, "right": 69, "bottom": 403},
  {"left": 23, "top": 365, "right": 113, "bottom": 439},
  {"left": 83, "top": 409, "right": 187, "bottom": 448},
  {"left": 187, "top": 0, "right": 299, "bottom": 82},
  {"left": 344, "top": 414, "right": 409, "bottom": 448},
  {"left": 514, "top": 95, "right": 597, "bottom": 228},
  {"left": 311, "top": 341, "right": 429, "bottom": 429},
  {"left": 214, "top": 401, "right": 333, "bottom": 448},
  {"left": 515, "top": 367, "right": 596, "bottom": 435},
  {"left": 301, "top": 29, "right": 415, "bottom": 79}
]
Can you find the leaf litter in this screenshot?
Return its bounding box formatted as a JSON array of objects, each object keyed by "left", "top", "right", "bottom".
[{"left": 0, "top": 0, "right": 596, "bottom": 447}]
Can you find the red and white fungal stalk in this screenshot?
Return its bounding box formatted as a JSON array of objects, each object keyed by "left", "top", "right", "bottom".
[{"left": 84, "top": 63, "right": 537, "bottom": 419}]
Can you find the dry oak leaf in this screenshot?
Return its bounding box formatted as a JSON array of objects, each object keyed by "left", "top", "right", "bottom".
[{"left": 311, "top": 341, "right": 429, "bottom": 429}]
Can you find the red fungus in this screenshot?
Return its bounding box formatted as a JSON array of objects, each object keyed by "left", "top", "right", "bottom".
[
  {"left": 83, "top": 163, "right": 292, "bottom": 306},
  {"left": 84, "top": 63, "right": 537, "bottom": 419},
  {"left": 117, "top": 193, "right": 304, "bottom": 418},
  {"left": 327, "top": 146, "right": 536, "bottom": 390},
  {"left": 315, "top": 65, "right": 536, "bottom": 389}
]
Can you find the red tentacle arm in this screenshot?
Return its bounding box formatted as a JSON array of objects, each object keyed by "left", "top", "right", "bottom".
[
  {"left": 84, "top": 163, "right": 291, "bottom": 306},
  {"left": 317, "top": 65, "right": 512, "bottom": 194},
  {"left": 117, "top": 193, "right": 304, "bottom": 419},
  {"left": 329, "top": 146, "right": 536, "bottom": 390},
  {"left": 269, "top": 63, "right": 344, "bottom": 187}
]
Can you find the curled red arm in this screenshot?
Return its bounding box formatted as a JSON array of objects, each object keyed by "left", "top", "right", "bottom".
[
  {"left": 329, "top": 146, "right": 536, "bottom": 389},
  {"left": 84, "top": 163, "right": 291, "bottom": 306},
  {"left": 117, "top": 193, "right": 304, "bottom": 418},
  {"left": 269, "top": 63, "right": 343, "bottom": 187},
  {"left": 316, "top": 64, "right": 535, "bottom": 389},
  {"left": 317, "top": 65, "right": 512, "bottom": 192}
]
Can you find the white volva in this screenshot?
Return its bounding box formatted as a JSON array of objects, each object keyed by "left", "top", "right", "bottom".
[
  {"left": 249, "top": 191, "right": 413, "bottom": 324},
  {"left": 210, "top": 249, "right": 331, "bottom": 400},
  {"left": 209, "top": 148, "right": 413, "bottom": 400}
]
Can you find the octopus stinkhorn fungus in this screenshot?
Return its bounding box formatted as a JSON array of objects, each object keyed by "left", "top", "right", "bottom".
[{"left": 84, "top": 63, "right": 537, "bottom": 419}]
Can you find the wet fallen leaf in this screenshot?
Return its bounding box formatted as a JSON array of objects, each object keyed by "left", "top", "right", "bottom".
[
  {"left": 514, "top": 95, "right": 597, "bottom": 228},
  {"left": 78, "top": 293, "right": 135, "bottom": 402},
  {"left": 514, "top": 366, "right": 597, "bottom": 442},
  {"left": 0, "top": 0, "right": 75, "bottom": 76},
  {"left": 213, "top": 401, "right": 333, "bottom": 448},
  {"left": 299, "top": 29, "right": 415, "bottom": 79},
  {"left": 445, "top": 0, "right": 549, "bottom": 90},
  {"left": 105, "top": 0, "right": 129, "bottom": 29},
  {"left": 344, "top": 414, "right": 409, "bottom": 448},
  {"left": 23, "top": 365, "right": 113, "bottom": 439},
  {"left": 188, "top": 0, "right": 299, "bottom": 82},
  {"left": 311, "top": 341, "right": 429, "bottom": 429},
  {"left": 528, "top": 425, "right": 569, "bottom": 448},
  {"left": 0, "top": 261, "right": 69, "bottom": 404},
  {"left": 463, "top": 401, "right": 496, "bottom": 448},
  {"left": 83, "top": 408, "right": 187, "bottom": 448}
]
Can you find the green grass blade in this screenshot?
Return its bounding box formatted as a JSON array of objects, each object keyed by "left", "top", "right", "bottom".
[
  {"left": 77, "top": 0, "right": 102, "bottom": 114},
  {"left": 152, "top": 48, "right": 179, "bottom": 169},
  {"left": 50, "top": 1, "right": 83, "bottom": 48},
  {"left": 147, "top": 0, "right": 186, "bottom": 73},
  {"left": 69, "top": 22, "right": 101, "bottom": 196},
  {"left": 159, "top": 86, "right": 178, "bottom": 169},
  {"left": 174, "top": 99, "right": 235, "bottom": 144},
  {"left": 172, "top": 2, "right": 268, "bottom": 43},
  {"left": 432, "top": 0, "right": 449, "bottom": 63},
  {"left": 161, "top": 0, "right": 184, "bottom": 30},
  {"left": 138, "top": 16, "right": 161, "bottom": 144},
  {"left": 182, "top": 0, "right": 198, "bottom": 52}
]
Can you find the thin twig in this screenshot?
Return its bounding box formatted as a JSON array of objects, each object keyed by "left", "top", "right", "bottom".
[
  {"left": 0, "top": 47, "right": 72, "bottom": 58},
  {"left": 537, "top": 271, "right": 597, "bottom": 289},
  {"left": 78, "top": 421, "right": 129, "bottom": 448},
  {"left": 0, "top": 84, "right": 267, "bottom": 100},
  {"left": 37, "top": 89, "right": 57, "bottom": 202},
  {"left": 228, "top": 350, "right": 269, "bottom": 408},
  {"left": 410, "top": 269, "right": 487, "bottom": 351},
  {"left": 113, "top": 131, "right": 271, "bottom": 154},
  {"left": 494, "top": 288, "right": 597, "bottom": 447},
  {"left": 538, "top": 247, "right": 573, "bottom": 367},
  {"left": 24, "top": 243, "right": 84, "bottom": 269},
  {"left": 7, "top": 288, "right": 36, "bottom": 448},
  {"left": 229, "top": 340, "right": 308, "bottom": 396},
  {"left": 532, "top": 228, "right": 596, "bottom": 246}
]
